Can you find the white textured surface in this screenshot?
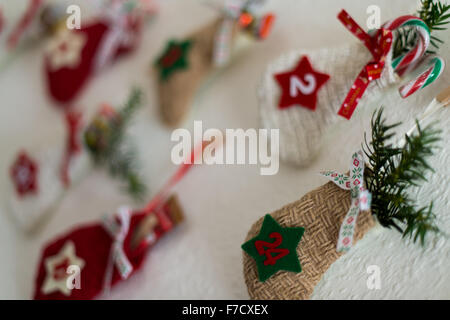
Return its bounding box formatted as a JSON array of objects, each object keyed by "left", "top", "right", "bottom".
[
  {"left": 0, "top": 0, "right": 448, "bottom": 299},
  {"left": 8, "top": 146, "right": 90, "bottom": 232}
]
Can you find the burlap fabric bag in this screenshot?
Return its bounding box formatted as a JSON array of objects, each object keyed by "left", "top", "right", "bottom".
[
  {"left": 243, "top": 180, "right": 375, "bottom": 300},
  {"left": 158, "top": 17, "right": 240, "bottom": 127},
  {"left": 257, "top": 43, "right": 398, "bottom": 167}
]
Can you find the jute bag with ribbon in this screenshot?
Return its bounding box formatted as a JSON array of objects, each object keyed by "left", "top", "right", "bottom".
[
  {"left": 243, "top": 152, "right": 375, "bottom": 299},
  {"left": 258, "top": 9, "right": 445, "bottom": 167},
  {"left": 154, "top": 0, "right": 275, "bottom": 127},
  {"left": 242, "top": 99, "right": 449, "bottom": 299}
]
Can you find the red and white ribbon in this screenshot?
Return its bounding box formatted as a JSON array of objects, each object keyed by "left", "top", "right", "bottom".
[
  {"left": 94, "top": 0, "right": 143, "bottom": 71},
  {"left": 320, "top": 150, "right": 371, "bottom": 252},
  {"left": 337, "top": 10, "right": 445, "bottom": 120},
  {"left": 213, "top": 0, "right": 245, "bottom": 67},
  {"left": 102, "top": 206, "right": 134, "bottom": 293}
]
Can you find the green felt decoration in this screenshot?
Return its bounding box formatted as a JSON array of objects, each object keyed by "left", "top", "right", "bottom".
[
  {"left": 241, "top": 214, "right": 305, "bottom": 282},
  {"left": 155, "top": 39, "right": 192, "bottom": 81}
]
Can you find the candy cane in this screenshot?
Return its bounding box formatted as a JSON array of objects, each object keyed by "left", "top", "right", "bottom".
[
  {"left": 399, "top": 56, "right": 445, "bottom": 98},
  {"left": 383, "top": 16, "right": 444, "bottom": 98},
  {"left": 212, "top": 0, "right": 274, "bottom": 67},
  {"left": 384, "top": 16, "right": 430, "bottom": 76},
  {"left": 339, "top": 11, "right": 445, "bottom": 119}
]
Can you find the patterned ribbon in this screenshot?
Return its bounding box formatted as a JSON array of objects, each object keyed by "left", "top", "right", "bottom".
[
  {"left": 102, "top": 206, "right": 134, "bottom": 294},
  {"left": 337, "top": 10, "right": 394, "bottom": 119},
  {"left": 320, "top": 150, "right": 372, "bottom": 252},
  {"left": 337, "top": 10, "right": 444, "bottom": 120},
  {"left": 60, "top": 111, "right": 82, "bottom": 187}
]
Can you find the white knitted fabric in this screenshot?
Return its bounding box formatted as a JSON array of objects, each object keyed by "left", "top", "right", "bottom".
[
  {"left": 8, "top": 147, "right": 90, "bottom": 232},
  {"left": 258, "top": 42, "right": 398, "bottom": 167}
]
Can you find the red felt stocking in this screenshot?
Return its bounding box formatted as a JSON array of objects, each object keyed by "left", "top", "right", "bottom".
[
  {"left": 33, "top": 196, "right": 183, "bottom": 300},
  {"left": 44, "top": 15, "right": 142, "bottom": 105},
  {"left": 33, "top": 141, "right": 209, "bottom": 299}
]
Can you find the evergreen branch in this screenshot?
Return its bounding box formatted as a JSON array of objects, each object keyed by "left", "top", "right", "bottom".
[
  {"left": 363, "top": 108, "right": 441, "bottom": 245},
  {"left": 84, "top": 88, "right": 146, "bottom": 199}
]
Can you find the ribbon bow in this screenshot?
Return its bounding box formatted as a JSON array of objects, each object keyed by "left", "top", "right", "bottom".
[
  {"left": 320, "top": 150, "right": 372, "bottom": 252},
  {"left": 337, "top": 10, "right": 444, "bottom": 120},
  {"left": 102, "top": 206, "right": 134, "bottom": 293},
  {"left": 213, "top": 0, "right": 273, "bottom": 67},
  {"left": 337, "top": 10, "right": 394, "bottom": 119},
  {"left": 94, "top": 0, "right": 154, "bottom": 71}
]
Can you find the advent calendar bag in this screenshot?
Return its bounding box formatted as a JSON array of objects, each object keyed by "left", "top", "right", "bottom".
[{"left": 258, "top": 10, "right": 444, "bottom": 166}]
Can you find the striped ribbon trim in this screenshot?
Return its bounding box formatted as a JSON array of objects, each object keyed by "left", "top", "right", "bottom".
[
  {"left": 102, "top": 206, "right": 134, "bottom": 294},
  {"left": 320, "top": 150, "right": 372, "bottom": 252},
  {"left": 213, "top": 1, "right": 242, "bottom": 67}
]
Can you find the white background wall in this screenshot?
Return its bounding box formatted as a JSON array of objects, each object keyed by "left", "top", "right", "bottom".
[{"left": 0, "top": 0, "right": 448, "bottom": 299}]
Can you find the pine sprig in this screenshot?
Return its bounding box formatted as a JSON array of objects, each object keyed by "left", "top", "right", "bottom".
[
  {"left": 84, "top": 88, "right": 147, "bottom": 200},
  {"left": 363, "top": 108, "right": 441, "bottom": 245},
  {"left": 393, "top": 0, "right": 450, "bottom": 57}
]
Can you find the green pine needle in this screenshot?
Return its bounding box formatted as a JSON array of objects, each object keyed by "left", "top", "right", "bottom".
[
  {"left": 393, "top": 0, "right": 450, "bottom": 57},
  {"left": 363, "top": 108, "right": 441, "bottom": 246},
  {"left": 84, "top": 88, "right": 147, "bottom": 200}
]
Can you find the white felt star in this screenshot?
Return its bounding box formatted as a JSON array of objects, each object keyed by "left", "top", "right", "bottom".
[
  {"left": 46, "top": 30, "right": 86, "bottom": 71},
  {"left": 41, "top": 241, "right": 85, "bottom": 296}
]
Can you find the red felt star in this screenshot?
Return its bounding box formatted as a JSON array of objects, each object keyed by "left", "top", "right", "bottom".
[
  {"left": 274, "top": 56, "right": 330, "bottom": 111},
  {"left": 10, "top": 151, "right": 38, "bottom": 196}
]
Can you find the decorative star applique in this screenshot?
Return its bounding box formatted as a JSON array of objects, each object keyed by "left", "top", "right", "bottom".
[
  {"left": 242, "top": 215, "right": 305, "bottom": 282},
  {"left": 155, "top": 39, "right": 192, "bottom": 81},
  {"left": 10, "top": 151, "right": 38, "bottom": 197},
  {"left": 274, "top": 56, "right": 330, "bottom": 111},
  {"left": 46, "top": 30, "right": 86, "bottom": 71},
  {"left": 41, "top": 241, "right": 85, "bottom": 296}
]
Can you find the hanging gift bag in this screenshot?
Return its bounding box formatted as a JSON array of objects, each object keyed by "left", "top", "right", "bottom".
[
  {"left": 154, "top": 0, "right": 275, "bottom": 127},
  {"left": 258, "top": 8, "right": 445, "bottom": 167},
  {"left": 33, "top": 141, "right": 210, "bottom": 299},
  {"left": 242, "top": 94, "right": 449, "bottom": 299}
]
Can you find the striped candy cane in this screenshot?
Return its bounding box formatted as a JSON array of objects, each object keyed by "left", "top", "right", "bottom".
[
  {"left": 399, "top": 56, "right": 445, "bottom": 98},
  {"left": 384, "top": 16, "right": 430, "bottom": 76},
  {"left": 338, "top": 11, "right": 445, "bottom": 119},
  {"left": 383, "top": 15, "right": 445, "bottom": 98}
]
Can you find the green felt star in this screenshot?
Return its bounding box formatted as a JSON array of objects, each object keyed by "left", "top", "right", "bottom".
[
  {"left": 242, "top": 214, "right": 305, "bottom": 282},
  {"left": 155, "top": 39, "right": 192, "bottom": 81}
]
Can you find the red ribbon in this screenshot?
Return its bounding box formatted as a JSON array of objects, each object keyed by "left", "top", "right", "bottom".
[
  {"left": 142, "top": 140, "right": 211, "bottom": 215},
  {"left": 337, "top": 10, "right": 393, "bottom": 120},
  {"left": 0, "top": 7, "right": 4, "bottom": 36},
  {"left": 7, "top": 0, "right": 43, "bottom": 49},
  {"left": 61, "top": 111, "right": 82, "bottom": 187}
]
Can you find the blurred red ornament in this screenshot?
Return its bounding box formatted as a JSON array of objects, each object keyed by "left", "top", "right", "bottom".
[
  {"left": 10, "top": 152, "right": 39, "bottom": 196},
  {"left": 44, "top": 15, "right": 143, "bottom": 106}
]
